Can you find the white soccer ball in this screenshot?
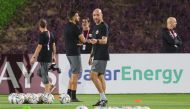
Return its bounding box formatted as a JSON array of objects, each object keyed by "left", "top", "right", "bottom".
[
  {"left": 15, "top": 94, "right": 25, "bottom": 104},
  {"left": 94, "top": 107, "right": 105, "bottom": 109},
  {"left": 42, "top": 93, "right": 54, "bottom": 104},
  {"left": 25, "top": 93, "right": 32, "bottom": 103},
  {"left": 18, "top": 93, "right": 27, "bottom": 103},
  {"left": 8, "top": 93, "right": 17, "bottom": 104},
  {"left": 110, "top": 107, "right": 120, "bottom": 109},
  {"left": 123, "top": 106, "right": 133, "bottom": 109},
  {"left": 27, "top": 93, "right": 39, "bottom": 104},
  {"left": 36, "top": 93, "right": 44, "bottom": 104},
  {"left": 75, "top": 105, "right": 88, "bottom": 109},
  {"left": 60, "top": 93, "right": 71, "bottom": 104},
  {"left": 133, "top": 106, "right": 142, "bottom": 109},
  {"left": 142, "top": 106, "right": 151, "bottom": 109}
]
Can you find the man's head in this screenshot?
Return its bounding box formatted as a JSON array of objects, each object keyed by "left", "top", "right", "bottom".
[
  {"left": 68, "top": 10, "right": 80, "bottom": 23},
  {"left": 167, "top": 17, "right": 177, "bottom": 29},
  {"left": 82, "top": 17, "right": 90, "bottom": 31},
  {"left": 39, "top": 19, "right": 47, "bottom": 32},
  {"left": 93, "top": 8, "right": 103, "bottom": 24}
]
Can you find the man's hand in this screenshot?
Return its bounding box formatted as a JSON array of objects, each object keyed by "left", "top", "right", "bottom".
[
  {"left": 30, "top": 57, "right": 36, "bottom": 64},
  {"left": 90, "top": 39, "right": 97, "bottom": 45},
  {"left": 52, "top": 55, "right": 56, "bottom": 63},
  {"left": 77, "top": 41, "right": 83, "bottom": 46},
  {"left": 88, "top": 57, "right": 93, "bottom": 65}
]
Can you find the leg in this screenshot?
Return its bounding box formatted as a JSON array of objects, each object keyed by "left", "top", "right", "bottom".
[
  {"left": 66, "top": 56, "right": 82, "bottom": 101},
  {"left": 90, "top": 72, "right": 104, "bottom": 93},
  {"left": 70, "top": 73, "right": 80, "bottom": 101},
  {"left": 98, "top": 74, "right": 106, "bottom": 93},
  {"left": 67, "top": 79, "right": 72, "bottom": 96},
  {"left": 91, "top": 60, "right": 108, "bottom": 106},
  {"left": 39, "top": 63, "right": 50, "bottom": 93},
  {"left": 70, "top": 73, "right": 79, "bottom": 90}
]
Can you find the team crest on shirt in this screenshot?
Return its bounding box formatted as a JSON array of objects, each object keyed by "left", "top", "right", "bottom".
[
  {"left": 89, "top": 34, "right": 92, "bottom": 38},
  {"left": 96, "top": 30, "right": 99, "bottom": 34}
]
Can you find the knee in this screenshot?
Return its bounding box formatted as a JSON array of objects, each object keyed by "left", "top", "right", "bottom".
[{"left": 90, "top": 72, "right": 97, "bottom": 80}]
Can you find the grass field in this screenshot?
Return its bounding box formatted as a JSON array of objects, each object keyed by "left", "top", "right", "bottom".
[{"left": 0, "top": 94, "right": 190, "bottom": 109}]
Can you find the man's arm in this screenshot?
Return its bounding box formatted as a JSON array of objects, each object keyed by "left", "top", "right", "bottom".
[
  {"left": 77, "top": 34, "right": 91, "bottom": 46},
  {"left": 52, "top": 42, "right": 56, "bottom": 62},
  {"left": 88, "top": 48, "right": 93, "bottom": 65},
  {"left": 79, "top": 34, "right": 86, "bottom": 43},
  {"left": 90, "top": 36, "right": 108, "bottom": 45},
  {"left": 30, "top": 44, "right": 42, "bottom": 64},
  {"left": 162, "top": 29, "right": 175, "bottom": 45}
]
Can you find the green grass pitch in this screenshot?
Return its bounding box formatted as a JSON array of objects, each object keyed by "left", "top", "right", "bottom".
[{"left": 0, "top": 94, "right": 190, "bottom": 109}]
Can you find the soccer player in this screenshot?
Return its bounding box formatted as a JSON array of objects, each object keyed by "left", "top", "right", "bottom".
[
  {"left": 63, "top": 10, "right": 86, "bottom": 102},
  {"left": 89, "top": 8, "right": 109, "bottom": 106},
  {"left": 30, "top": 19, "right": 56, "bottom": 93},
  {"left": 80, "top": 17, "right": 92, "bottom": 53}
]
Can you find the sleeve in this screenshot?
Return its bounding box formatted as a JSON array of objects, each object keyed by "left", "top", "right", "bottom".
[
  {"left": 51, "top": 33, "right": 56, "bottom": 43},
  {"left": 175, "top": 36, "right": 182, "bottom": 46},
  {"left": 38, "top": 34, "right": 44, "bottom": 45},
  {"left": 102, "top": 24, "right": 109, "bottom": 37},
  {"left": 162, "top": 29, "right": 175, "bottom": 45}
]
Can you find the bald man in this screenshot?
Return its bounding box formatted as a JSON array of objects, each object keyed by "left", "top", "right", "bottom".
[
  {"left": 89, "top": 8, "right": 109, "bottom": 107},
  {"left": 161, "top": 17, "right": 182, "bottom": 53}
]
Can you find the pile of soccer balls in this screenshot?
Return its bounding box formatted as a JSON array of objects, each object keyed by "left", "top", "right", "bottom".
[{"left": 8, "top": 93, "right": 71, "bottom": 104}]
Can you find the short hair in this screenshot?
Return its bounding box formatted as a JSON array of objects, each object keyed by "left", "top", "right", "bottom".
[
  {"left": 68, "top": 10, "right": 79, "bottom": 20},
  {"left": 82, "top": 17, "right": 90, "bottom": 22},
  {"left": 39, "top": 19, "right": 47, "bottom": 28},
  {"left": 167, "top": 17, "right": 176, "bottom": 23}
]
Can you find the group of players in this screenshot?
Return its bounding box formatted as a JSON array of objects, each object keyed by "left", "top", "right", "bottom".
[{"left": 30, "top": 8, "right": 109, "bottom": 107}]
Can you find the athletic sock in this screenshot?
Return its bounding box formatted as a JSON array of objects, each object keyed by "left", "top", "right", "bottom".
[
  {"left": 71, "top": 90, "right": 76, "bottom": 99},
  {"left": 100, "top": 93, "right": 107, "bottom": 101},
  {"left": 67, "top": 89, "right": 71, "bottom": 97}
]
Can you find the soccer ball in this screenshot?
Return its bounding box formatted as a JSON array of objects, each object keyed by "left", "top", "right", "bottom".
[
  {"left": 18, "top": 93, "right": 27, "bottom": 103},
  {"left": 60, "top": 93, "right": 71, "bottom": 104},
  {"left": 107, "top": 107, "right": 118, "bottom": 109},
  {"left": 25, "top": 93, "right": 33, "bottom": 103},
  {"left": 133, "top": 106, "right": 142, "bottom": 109},
  {"left": 8, "top": 93, "right": 17, "bottom": 104},
  {"left": 27, "top": 93, "right": 39, "bottom": 104},
  {"left": 8, "top": 93, "right": 25, "bottom": 104},
  {"left": 75, "top": 105, "right": 88, "bottom": 109},
  {"left": 142, "top": 106, "right": 151, "bottom": 109},
  {"left": 122, "top": 106, "right": 133, "bottom": 109},
  {"left": 15, "top": 94, "right": 25, "bottom": 104},
  {"left": 36, "top": 93, "right": 44, "bottom": 104},
  {"left": 42, "top": 93, "right": 54, "bottom": 104}
]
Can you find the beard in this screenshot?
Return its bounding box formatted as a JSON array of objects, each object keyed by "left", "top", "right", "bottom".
[
  {"left": 75, "top": 19, "right": 80, "bottom": 25},
  {"left": 76, "top": 21, "right": 80, "bottom": 25},
  {"left": 94, "top": 19, "right": 100, "bottom": 24}
]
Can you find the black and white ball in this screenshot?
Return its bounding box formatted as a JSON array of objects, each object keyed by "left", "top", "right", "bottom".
[
  {"left": 75, "top": 105, "right": 88, "bottom": 109},
  {"left": 15, "top": 93, "right": 25, "bottom": 104},
  {"left": 60, "top": 93, "right": 71, "bottom": 104},
  {"left": 42, "top": 93, "right": 54, "bottom": 104},
  {"left": 27, "top": 93, "right": 39, "bottom": 104},
  {"left": 142, "top": 106, "right": 151, "bottom": 109},
  {"left": 36, "top": 93, "right": 44, "bottom": 104},
  {"left": 8, "top": 93, "right": 25, "bottom": 104},
  {"left": 8, "top": 93, "right": 17, "bottom": 104}
]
